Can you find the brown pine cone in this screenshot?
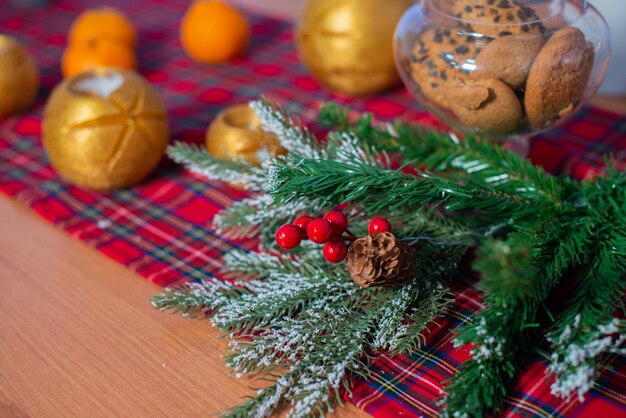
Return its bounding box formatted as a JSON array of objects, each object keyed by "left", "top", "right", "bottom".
[{"left": 346, "top": 232, "right": 416, "bottom": 288}]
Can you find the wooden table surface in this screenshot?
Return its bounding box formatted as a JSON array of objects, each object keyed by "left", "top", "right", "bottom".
[{"left": 1, "top": 0, "right": 625, "bottom": 416}]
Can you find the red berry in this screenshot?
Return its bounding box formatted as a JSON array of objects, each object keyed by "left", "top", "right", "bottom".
[
  {"left": 275, "top": 224, "right": 302, "bottom": 250},
  {"left": 323, "top": 211, "right": 348, "bottom": 237},
  {"left": 368, "top": 217, "right": 392, "bottom": 234},
  {"left": 323, "top": 239, "right": 348, "bottom": 264},
  {"left": 307, "top": 219, "right": 334, "bottom": 244},
  {"left": 293, "top": 215, "right": 314, "bottom": 239}
]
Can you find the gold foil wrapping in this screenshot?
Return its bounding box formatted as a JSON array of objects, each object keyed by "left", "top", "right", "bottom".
[
  {"left": 42, "top": 68, "right": 169, "bottom": 190},
  {"left": 206, "top": 104, "right": 285, "bottom": 165},
  {"left": 295, "top": 0, "right": 413, "bottom": 97},
  {"left": 0, "top": 35, "right": 39, "bottom": 117}
]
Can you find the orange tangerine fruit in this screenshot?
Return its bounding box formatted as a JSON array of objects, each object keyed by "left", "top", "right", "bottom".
[
  {"left": 69, "top": 7, "right": 137, "bottom": 48},
  {"left": 62, "top": 38, "right": 137, "bottom": 78},
  {"left": 180, "top": 0, "right": 251, "bottom": 63}
]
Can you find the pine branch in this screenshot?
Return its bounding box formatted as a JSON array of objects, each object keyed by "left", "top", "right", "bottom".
[
  {"left": 213, "top": 273, "right": 358, "bottom": 335},
  {"left": 373, "top": 284, "right": 453, "bottom": 354},
  {"left": 547, "top": 228, "right": 626, "bottom": 400},
  {"left": 268, "top": 153, "right": 556, "bottom": 229},
  {"left": 250, "top": 98, "right": 325, "bottom": 159},
  {"left": 445, "top": 235, "right": 542, "bottom": 418},
  {"left": 317, "top": 104, "right": 564, "bottom": 208},
  {"left": 150, "top": 279, "right": 247, "bottom": 318},
  {"left": 219, "top": 280, "right": 391, "bottom": 416},
  {"left": 214, "top": 194, "right": 327, "bottom": 245},
  {"left": 445, "top": 300, "right": 534, "bottom": 418},
  {"left": 155, "top": 228, "right": 463, "bottom": 417},
  {"left": 473, "top": 236, "right": 538, "bottom": 301},
  {"left": 167, "top": 142, "right": 266, "bottom": 191},
  {"left": 445, "top": 215, "right": 608, "bottom": 418}
]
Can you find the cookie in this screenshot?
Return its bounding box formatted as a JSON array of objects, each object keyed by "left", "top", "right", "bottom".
[
  {"left": 447, "top": 78, "right": 522, "bottom": 134},
  {"left": 410, "top": 27, "right": 482, "bottom": 109},
  {"left": 524, "top": 27, "right": 594, "bottom": 128},
  {"left": 454, "top": 0, "right": 546, "bottom": 38},
  {"left": 472, "top": 33, "right": 545, "bottom": 90}
]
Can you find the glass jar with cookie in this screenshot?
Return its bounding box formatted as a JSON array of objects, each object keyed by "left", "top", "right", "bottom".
[{"left": 394, "top": 0, "right": 611, "bottom": 152}]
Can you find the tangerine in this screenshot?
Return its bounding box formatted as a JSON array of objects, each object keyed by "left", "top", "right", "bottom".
[
  {"left": 62, "top": 38, "right": 137, "bottom": 78},
  {"left": 180, "top": 0, "right": 251, "bottom": 63},
  {"left": 69, "top": 7, "right": 136, "bottom": 48}
]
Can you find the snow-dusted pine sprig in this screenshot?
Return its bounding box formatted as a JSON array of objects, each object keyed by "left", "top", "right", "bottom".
[
  {"left": 546, "top": 229, "right": 626, "bottom": 401},
  {"left": 548, "top": 316, "right": 626, "bottom": 401},
  {"left": 168, "top": 142, "right": 266, "bottom": 191},
  {"left": 214, "top": 194, "right": 325, "bottom": 245},
  {"left": 373, "top": 283, "right": 452, "bottom": 353},
  {"left": 249, "top": 98, "right": 326, "bottom": 160},
  {"left": 153, "top": 244, "right": 453, "bottom": 417}
]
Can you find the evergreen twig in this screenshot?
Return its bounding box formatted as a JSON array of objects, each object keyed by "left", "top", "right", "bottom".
[{"left": 268, "top": 152, "right": 559, "bottom": 230}]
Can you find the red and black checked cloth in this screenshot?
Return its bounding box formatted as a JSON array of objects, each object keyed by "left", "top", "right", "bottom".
[{"left": 1, "top": 1, "right": 626, "bottom": 417}]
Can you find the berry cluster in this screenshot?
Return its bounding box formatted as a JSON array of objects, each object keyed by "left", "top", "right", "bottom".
[{"left": 275, "top": 212, "right": 392, "bottom": 264}]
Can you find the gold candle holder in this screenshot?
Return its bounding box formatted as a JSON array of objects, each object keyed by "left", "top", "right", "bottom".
[
  {"left": 295, "top": 0, "right": 413, "bottom": 97},
  {"left": 42, "top": 68, "right": 169, "bottom": 190},
  {"left": 206, "top": 104, "right": 285, "bottom": 165},
  {"left": 0, "top": 34, "right": 39, "bottom": 117}
]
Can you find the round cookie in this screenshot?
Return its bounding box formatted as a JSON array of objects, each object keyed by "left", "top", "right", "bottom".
[
  {"left": 447, "top": 78, "right": 522, "bottom": 134},
  {"left": 524, "top": 27, "right": 594, "bottom": 128},
  {"left": 410, "top": 27, "right": 482, "bottom": 109},
  {"left": 472, "top": 33, "right": 545, "bottom": 90},
  {"left": 455, "top": 0, "right": 546, "bottom": 38}
]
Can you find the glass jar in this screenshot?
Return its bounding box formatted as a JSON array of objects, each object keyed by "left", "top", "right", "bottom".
[{"left": 394, "top": 0, "right": 611, "bottom": 142}]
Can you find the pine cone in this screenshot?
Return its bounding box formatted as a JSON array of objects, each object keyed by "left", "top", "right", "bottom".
[{"left": 346, "top": 232, "right": 416, "bottom": 288}]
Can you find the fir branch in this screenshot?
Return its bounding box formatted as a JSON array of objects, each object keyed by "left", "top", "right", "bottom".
[
  {"left": 214, "top": 194, "right": 326, "bottom": 245},
  {"left": 167, "top": 142, "right": 266, "bottom": 191},
  {"left": 445, "top": 218, "right": 607, "bottom": 418},
  {"left": 222, "top": 281, "right": 398, "bottom": 417},
  {"left": 318, "top": 103, "right": 564, "bottom": 209},
  {"left": 268, "top": 153, "right": 554, "bottom": 229},
  {"left": 547, "top": 229, "right": 626, "bottom": 400},
  {"left": 549, "top": 316, "right": 626, "bottom": 402},
  {"left": 155, "top": 238, "right": 457, "bottom": 417},
  {"left": 374, "top": 284, "right": 452, "bottom": 353},
  {"left": 446, "top": 299, "right": 537, "bottom": 418},
  {"left": 250, "top": 98, "right": 325, "bottom": 160},
  {"left": 325, "top": 131, "right": 389, "bottom": 168},
  {"left": 213, "top": 272, "right": 358, "bottom": 335},
  {"left": 150, "top": 279, "right": 247, "bottom": 318},
  {"left": 474, "top": 235, "right": 539, "bottom": 301},
  {"left": 445, "top": 235, "right": 542, "bottom": 418}
]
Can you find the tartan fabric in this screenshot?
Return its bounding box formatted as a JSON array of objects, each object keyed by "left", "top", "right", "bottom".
[{"left": 0, "top": 1, "right": 625, "bottom": 417}]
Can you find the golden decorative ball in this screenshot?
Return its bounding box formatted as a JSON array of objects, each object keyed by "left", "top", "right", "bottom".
[
  {"left": 0, "top": 35, "right": 39, "bottom": 117},
  {"left": 43, "top": 68, "right": 169, "bottom": 190},
  {"left": 295, "top": 0, "right": 413, "bottom": 97},
  {"left": 206, "top": 104, "right": 285, "bottom": 166}
]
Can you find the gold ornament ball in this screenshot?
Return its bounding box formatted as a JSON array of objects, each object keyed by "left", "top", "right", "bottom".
[
  {"left": 0, "top": 35, "right": 39, "bottom": 117},
  {"left": 295, "top": 0, "right": 413, "bottom": 97},
  {"left": 206, "top": 104, "right": 285, "bottom": 166},
  {"left": 43, "top": 68, "right": 169, "bottom": 190}
]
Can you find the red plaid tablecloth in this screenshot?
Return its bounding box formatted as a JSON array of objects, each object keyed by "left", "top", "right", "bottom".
[{"left": 1, "top": 1, "right": 625, "bottom": 417}]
